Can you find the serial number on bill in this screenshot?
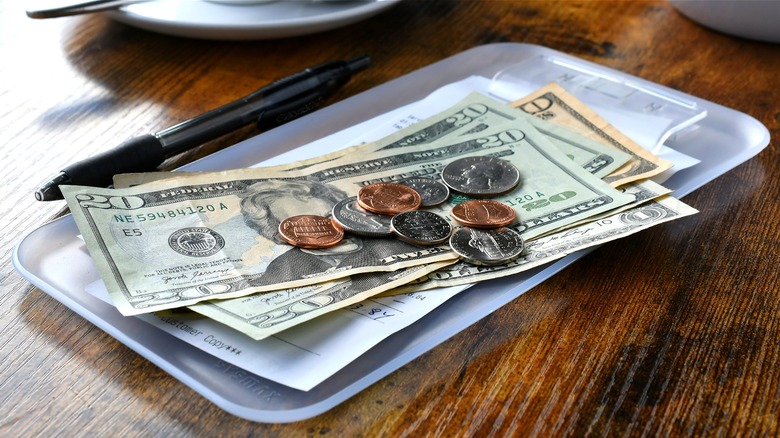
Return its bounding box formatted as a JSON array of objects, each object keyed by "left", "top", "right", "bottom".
[{"left": 112, "top": 203, "right": 229, "bottom": 222}]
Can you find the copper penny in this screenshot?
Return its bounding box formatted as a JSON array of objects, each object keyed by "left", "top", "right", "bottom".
[
  {"left": 357, "top": 182, "right": 422, "bottom": 216},
  {"left": 451, "top": 199, "right": 516, "bottom": 229},
  {"left": 278, "top": 215, "right": 344, "bottom": 249}
]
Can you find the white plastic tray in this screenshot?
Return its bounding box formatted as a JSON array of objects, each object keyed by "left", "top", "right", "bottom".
[{"left": 13, "top": 43, "right": 770, "bottom": 422}]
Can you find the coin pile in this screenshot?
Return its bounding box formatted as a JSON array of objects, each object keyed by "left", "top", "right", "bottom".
[{"left": 278, "top": 156, "right": 526, "bottom": 266}]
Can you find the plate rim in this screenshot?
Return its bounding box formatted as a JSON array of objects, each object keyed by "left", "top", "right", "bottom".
[{"left": 106, "top": 0, "right": 402, "bottom": 40}]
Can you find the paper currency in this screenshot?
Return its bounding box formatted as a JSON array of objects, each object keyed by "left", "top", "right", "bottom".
[
  {"left": 393, "top": 195, "right": 698, "bottom": 293},
  {"left": 344, "top": 92, "right": 633, "bottom": 179},
  {"left": 62, "top": 178, "right": 457, "bottom": 315},
  {"left": 64, "top": 106, "right": 633, "bottom": 315},
  {"left": 537, "top": 179, "right": 672, "bottom": 237},
  {"left": 190, "top": 260, "right": 453, "bottom": 340},
  {"left": 511, "top": 83, "right": 673, "bottom": 186}
]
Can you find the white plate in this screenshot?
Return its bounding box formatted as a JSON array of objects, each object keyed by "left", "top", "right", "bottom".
[{"left": 107, "top": 0, "right": 402, "bottom": 40}]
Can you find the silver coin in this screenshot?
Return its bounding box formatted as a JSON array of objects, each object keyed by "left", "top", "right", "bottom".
[
  {"left": 441, "top": 156, "right": 521, "bottom": 197},
  {"left": 398, "top": 176, "right": 450, "bottom": 207},
  {"left": 449, "top": 227, "right": 525, "bottom": 266},
  {"left": 331, "top": 197, "right": 393, "bottom": 237},
  {"left": 390, "top": 210, "right": 452, "bottom": 245}
]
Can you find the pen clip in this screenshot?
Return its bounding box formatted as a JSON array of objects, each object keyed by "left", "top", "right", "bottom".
[{"left": 255, "top": 94, "right": 327, "bottom": 130}]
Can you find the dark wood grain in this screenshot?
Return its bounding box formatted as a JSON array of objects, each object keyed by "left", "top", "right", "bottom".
[{"left": 1, "top": 1, "right": 778, "bottom": 435}]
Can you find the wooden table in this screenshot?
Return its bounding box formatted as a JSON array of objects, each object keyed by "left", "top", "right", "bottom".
[{"left": 1, "top": 1, "right": 778, "bottom": 435}]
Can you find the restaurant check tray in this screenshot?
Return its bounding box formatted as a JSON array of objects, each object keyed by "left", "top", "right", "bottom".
[{"left": 13, "top": 44, "right": 770, "bottom": 422}]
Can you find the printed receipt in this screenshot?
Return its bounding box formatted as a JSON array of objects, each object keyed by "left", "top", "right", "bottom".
[{"left": 86, "top": 279, "right": 464, "bottom": 391}]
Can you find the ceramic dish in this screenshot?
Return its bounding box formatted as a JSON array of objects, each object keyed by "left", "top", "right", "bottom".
[{"left": 107, "top": 0, "right": 401, "bottom": 40}]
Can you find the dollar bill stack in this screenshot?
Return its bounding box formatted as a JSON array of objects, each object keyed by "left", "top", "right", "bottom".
[{"left": 63, "top": 84, "right": 697, "bottom": 340}]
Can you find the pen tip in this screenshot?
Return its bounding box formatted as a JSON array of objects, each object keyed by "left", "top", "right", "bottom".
[
  {"left": 35, "top": 172, "right": 69, "bottom": 201},
  {"left": 35, "top": 186, "right": 62, "bottom": 201}
]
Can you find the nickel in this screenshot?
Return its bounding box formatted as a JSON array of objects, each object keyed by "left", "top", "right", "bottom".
[{"left": 449, "top": 227, "right": 525, "bottom": 266}]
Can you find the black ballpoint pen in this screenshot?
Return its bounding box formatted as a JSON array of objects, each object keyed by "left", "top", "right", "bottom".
[{"left": 35, "top": 55, "right": 371, "bottom": 201}]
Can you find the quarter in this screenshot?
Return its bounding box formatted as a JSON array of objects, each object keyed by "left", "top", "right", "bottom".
[
  {"left": 441, "top": 155, "right": 521, "bottom": 197},
  {"left": 390, "top": 210, "right": 452, "bottom": 245},
  {"left": 451, "top": 199, "right": 516, "bottom": 228},
  {"left": 449, "top": 227, "right": 525, "bottom": 266},
  {"left": 357, "top": 182, "right": 422, "bottom": 215},
  {"left": 278, "top": 215, "right": 344, "bottom": 249},
  {"left": 398, "top": 176, "right": 450, "bottom": 207},
  {"left": 331, "top": 197, "right": 393, "bottom": 237}
]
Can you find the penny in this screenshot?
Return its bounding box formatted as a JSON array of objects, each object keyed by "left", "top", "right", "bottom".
[
  {"left": 398, "top": 176, "right": 450, "bottom": 207},
  {"left": 449, "top": 227, "right": 525, "bottom": 266},
  {"left": 390, "top": 210, "right": 452, "bottom": 246},
  {"left": 441, "top": 156, "right": 521, "bottom": 197},
  {"left": 331, "top": 197, "right": 393, "bottom": 237},
  {"left": 451, "top": 199, "right": 516, "bottom": 229},
  {"left": 278, "top": 215, "right": 344, "bottom": 249},
  {"left": 357, "top": 182, "right": 422, "bottom": 215}
]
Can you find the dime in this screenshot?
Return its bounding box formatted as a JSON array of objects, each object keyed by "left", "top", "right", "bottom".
[
  {"left": 331, "top": 197, "right": 393, "bottom": 237},
  {"left": 398, "top": 176, "right": 450, "bottom": 207},
  {"left": 278, "top": 215, "right": 344, "bottom": 249},
  {"left": 390, "top": 210, "right": 452, "bottom": 246},
  {"left": 357, "top": 182, "right": 422, "bottom": 215},
  {"left": 451, "top": 199, "right": 516, "bottom": 229},
  {"left": 441, "top": 156, "right": 521, "bottom": 197},
  {"left": 449, "top": 227, "right": 525, "bottom": 266}
]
